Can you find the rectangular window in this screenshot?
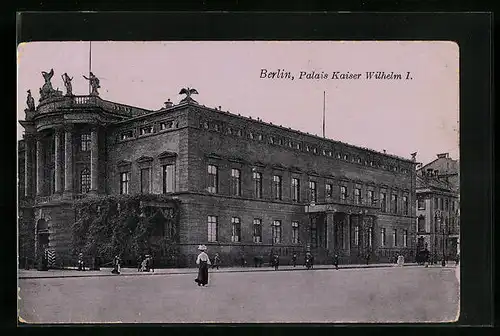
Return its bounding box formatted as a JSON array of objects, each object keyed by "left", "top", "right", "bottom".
[
  {"left": 393, "top": 229, "right": 398, "bottom": 247},
  {"left": 272, "top": 220, "right": 282, "bottom": 244},
  {"left": 341, "top": 186, "right": 348, "bottom": 201},
  {"left": 380, "top": 193, "right": 387, "bottom": 212},
  {"left": 354, "top": 226, "right": 359, "bottom": 246},
  {"left": 292, "top": 178, "right": 300, "bottom": 202},
  {"left": 230, "top": 168, "right": 241, "bottom": 196},
  {"left": 354, "top": 188, "right": 361, "bottom": 204},
  {"left": 418, "top": 198, "right": 425, "bottom": 209},
  {"left": 367, "top": 190, "right": 374, "bottom": 205},
  {"left": 140, "top": 168, "right": 151, "bottom": 194},
  {"left": 253, "top": 219, "right": 262, "bottom": 243},
  {"left": 140, "top": 126, "right": 153, "bottom": 135},
  {"left": 162, "top": 164, "right": 175, "bottom": 193},
  {"left": 160, "top": 121, "right": 174, "bottom": 130},
  {"left": 208, "top": 216, "right": 218, "bottom": 242},
  {"left": 381, "top": 228, "right": 386, "bottom": 246},
  {"left": 445, "top": 199, "right": 449, "bottom": 211},
  {"left": 309, "top": 181, "right": 317, "bottom": 202},
  {"left": 120, "top": 172, "right": 130, "bottom": 195},
  {"left": 80, "top": 133, "right": 91, "bottom": 151},
  {"left": 292, "top": 221, "right": 299, "bottom": 244},
  {"left": 120, "top": 130, "right": 133, "bottom": 140},
  {"left": 439, "top": 197, "right": 443, "bottom": 210},
  {"left": 231, "top": 217, "right": 241, "bottom": 242},
  {"left": 403, "top": 230, "right": 408, "bottom": 247},
  {"left": 273, "top": 175, "right": 282, "bottom": 200},
  {"left": 207, "top": 164, "right": 218, "bottom": 193},
  {"left": 326, "top": 183, "right": 333, "bottom": 198},
  {"left": 434, "top": 197, "right": 439, "bottom": 209},
  {"left": 392, "top": 194, "right": 398, "bottom": 213},
  {"left": 80, "top": 169, "right": 91, "bottom": 194},
  {"left": 403, "top": 196, "right": 409, "bottom": 215},
  {"left": 253, "top": 172, "right": 262, "bottom": 198}
]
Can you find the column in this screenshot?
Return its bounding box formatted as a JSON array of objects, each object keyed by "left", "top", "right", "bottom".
[
  {"left": 346, "top": 214, "right": 351, "bottom": 255},
  {"left": 36, "top": 137, "right": 44, "bottom": 196},
  {"left": 326, "top": 212, "right": 335, "bottom": 252},
  {"left": 64, "top": 127, "right": 73, "bottom": 194},
  {"left": 54, "top": 129, "right": 62, "bottom": 193},
  {"left": 24, "top": 135, "right": 33, "bottom": 197},
  {"left": 90, "top": 126, "right": 99, "bottom": 193}
]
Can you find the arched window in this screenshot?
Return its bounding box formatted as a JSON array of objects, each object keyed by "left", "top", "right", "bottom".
[{"left": 80, "top": 168, "right": 91, "bottom": 193}]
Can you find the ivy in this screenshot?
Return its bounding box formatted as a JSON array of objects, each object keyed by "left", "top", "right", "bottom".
[{"left": 71, "top": 194, "right": 180, "bottom": 266}]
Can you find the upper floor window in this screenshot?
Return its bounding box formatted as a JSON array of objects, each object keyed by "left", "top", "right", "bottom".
[
  {"left": 393, "top": 229, "right": 398, "bottom": 246},
  {"left": 313, "top": 148, "right": 318, "bottom": 154},
  {"left": 257, "top": 134, "right": 263, "bottom": 141},
  {"left": 292, "top": 178, "right": 300, "bottom": 202},
  {"left": 120, "top": 130, "right": 133, "bottom": 141},
  {"left": 392, "top": 194, "right": 398, "bottom": 213},
  {"left": 273, "top": 175, "right": 282, "bottom": 200},
  {"left": 403, "top": 230, "right": 408, "bottom": 247},
  {"left": 403, "top": 195, "right": 409, "bottom": 215},
  {"left": 270, "top": 136, "right": 275, "bottom": 144},
  {"left": 207, "top": 164, "right": 218, "bottom": 193},
  {"left": 341, "top": 186, "right": 348, "bottom": 201},
  {"left": 202, "top": 121, "right": 209, "bottom": 129},
  {"left": 278, "top": 138, "right": 283, "bottom": 145},
  {"left": 139, "top": 126, "right": 153, "bottom": 135},
  {"left": 328, "top": 151, "right": 333, "bottom": 156},
  {"left": 80, "top": 168, "right": 91, "bottom": 193},
  {"left": 253, "top": 171, "right": 262, "bottom": 198},
  {"left": 235, "top": 129, "right": 242, "bottom": 137},
  {"left": 309, "top": 181, "right": 317, "bottom": 203},
  {"left": 418, "top": 198, "right": 425, "bottom": 210},
  {"left": 367, "top": 190, "right": 374, "bottom": 205},
  {"left": 296, "top": 143, "right": 301, "bottom": 150},
  {"left": 120, "top": 171, "right": 130, "bottom": 195},
  {"left": 140, "top": 167, "right": 151, "bottom": 193},
  {"left": 445, "top": 199, "right": 449, "bottom": 211},
  {"left": 354, "top": 188, "right": 361, "bottom": 204},
  {"left": 231, "top": 217, "right": 241, "bottom": 242},
  {"left": 380, "top": 192, "right": 387, "bottom": 212},
  {"left": 322, "top": 149, "right": 326, "bottom": 156},
  {"left": 326, "top": 183, "right": 333, "bottom": 198},
  {"left": 343, "top": 154, "right": 349, "bottom": 161},
  {"left": 288, "top": 141, "right": 293, "bottom": 148},
  {"left": 160, "top": 120, "right": 174, "bottom": 130},
  {"left": 336, "top": 153, "right": 341, "bottom": 159},
  {"left": 80, "top": 133, "right": 91, "bottom": 151},
  {"left": 249, "top": 132, "right": 254, "bottom": 139},
  {"left": 306, "top": 145, "right": 310, "bottom": 152},
  {"left": 214, "top": 123, "right": 221, "bottom": 132},
  {"left": 230, "top": 168, "right": 241, "bottom": 196},
  {"left": 162, "top": 164, "right": 175, "bottom": 193}
]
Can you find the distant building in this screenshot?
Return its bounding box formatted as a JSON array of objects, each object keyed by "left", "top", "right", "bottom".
[
  {"left": 18, "top": 83, "right": 419, "bottom": 268},
  {"left": 416, "top": 153, "right": 460, "bottom": 262}
]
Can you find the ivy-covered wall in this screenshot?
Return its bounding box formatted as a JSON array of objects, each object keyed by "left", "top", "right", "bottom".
[{"left": 72, "top": 194, "right": 180, "bottom": 268}]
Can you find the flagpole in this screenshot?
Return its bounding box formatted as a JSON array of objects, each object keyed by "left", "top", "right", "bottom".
[
  {"left": 322, "top": 91, "right": 326, "bottom": 138},
  {"left": 89, "top": 41, "right": 92, "bottom": 95}
]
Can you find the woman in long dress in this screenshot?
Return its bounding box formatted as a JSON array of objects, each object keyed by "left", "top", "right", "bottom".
[{"left": 194, "top": 245, "right": 211, "bottom": 286}]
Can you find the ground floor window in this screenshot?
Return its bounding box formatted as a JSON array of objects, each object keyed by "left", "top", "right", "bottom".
[
  {"left": 253, "top": 219, "right": 262, "bottom": 243},
  {"left": 231, "top": 217, "right": 241, "bottom": 242},
  {"left": 272, "top": 220, "right": 282, "bottom": 244},
  {"left": 208, "top": 216, "right": 218, "bottom": 242},
  {"left": 292, "top": 221, "right": 299, "bottom": 244}
]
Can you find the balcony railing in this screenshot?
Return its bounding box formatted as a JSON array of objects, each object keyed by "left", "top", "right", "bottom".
[{"left": 36, "top": 95, "right": 150, "bottom": 117}]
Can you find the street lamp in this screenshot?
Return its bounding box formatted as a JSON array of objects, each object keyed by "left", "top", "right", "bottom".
[{"left": 441, "top": 216, "right": 446, "bottom": 267}]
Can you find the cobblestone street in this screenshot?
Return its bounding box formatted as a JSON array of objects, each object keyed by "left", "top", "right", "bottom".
[{"left": 18, "top": 265, "right": 459, "bottom": 324}]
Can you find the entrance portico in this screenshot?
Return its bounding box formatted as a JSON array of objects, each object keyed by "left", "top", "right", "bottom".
[{"left": 305, "top": 203, "right": 378, "bottom": 263}]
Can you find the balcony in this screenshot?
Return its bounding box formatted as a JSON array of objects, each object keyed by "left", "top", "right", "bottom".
[{"left": 34, "top": 193, "right": 90, "bottom": 204}]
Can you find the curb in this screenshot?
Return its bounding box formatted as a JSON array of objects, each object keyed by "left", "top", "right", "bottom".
[{"left": 17, "top": 263, "right": 443, "bottom": 280}]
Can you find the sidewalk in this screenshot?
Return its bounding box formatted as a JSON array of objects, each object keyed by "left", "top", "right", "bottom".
[{"left": 18, "top": 262, "right": 456, "bottom": 279}]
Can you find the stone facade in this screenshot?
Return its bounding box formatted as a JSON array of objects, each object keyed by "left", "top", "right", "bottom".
[{"left": 19, "top": 92, "right": 418, "bottom": 268}]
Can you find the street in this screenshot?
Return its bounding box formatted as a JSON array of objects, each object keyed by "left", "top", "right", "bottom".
[{"left": 18, "top": 266, "right": 459, "bottom": 324}]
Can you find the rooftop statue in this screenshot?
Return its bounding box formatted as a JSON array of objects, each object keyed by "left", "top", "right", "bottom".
[
  {"left": 61, "top": 73, "right": 73, "bottom": 96},
  {"left": 179, "top": 87, "right": 199, "bottom": 104},
  {"left": 83, "top": 72, "right": 100, "bottom": 96},
  {"left": 39, "top": 68, "right": 63, "bottom": 101},
  {"left": 26, "top": 90, "right": 35, "bottom": 111}
]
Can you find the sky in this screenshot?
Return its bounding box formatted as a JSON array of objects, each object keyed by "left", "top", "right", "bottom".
[{"left": 17, "top": 41, "right": 459, "bottom": 165}]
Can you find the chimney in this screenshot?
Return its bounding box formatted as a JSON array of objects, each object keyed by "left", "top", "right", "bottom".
[{"left": 164, "top": 99, "right": 173, "bottom": 108}]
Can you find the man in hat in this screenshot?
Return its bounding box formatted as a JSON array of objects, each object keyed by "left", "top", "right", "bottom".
[
  {"left": 195, "top": 245, "right": 211, "bottom": 286},
  {"left": 212, "top": 253, "right": 221, "bottom": 270}
]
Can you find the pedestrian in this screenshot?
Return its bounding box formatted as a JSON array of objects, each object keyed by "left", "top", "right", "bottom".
[
  {"left": 194, "top": 245, "right": 211, "bottom": 286},
  {"left": 333, "top": 254, "right": 339, "bottom": 270},
  {"left": 365, "top": 253, "right": 370, "bottom": 265},
  {"left": 455, "top": 253, "right": 460, "bottom": 266},
  {"left": 273, "top": 254, "right": 280, "bottom": 271},
  {"left": 212, "top": 253, "right": 221, "bottom": 270},
  {"left": 148, "top": 255, "right": 155, "bottom": 272},
  {"left": 77, "top": 252, "right": 84, "bottom": 271},
  {"left": 240, "top": 254, "right": 247, "bottom": 267},
  {"left": 291, "top": 253, "right": 297, "bottom": 267},
  {"left": 137, "top": 255, "right": 143, "bottom": 272},
  {"left": 111, "top": 255, "right": 121, "bottom": 274}
]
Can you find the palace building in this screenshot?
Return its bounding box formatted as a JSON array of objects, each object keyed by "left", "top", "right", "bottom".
[{"left": 18, "top": 76, "right": 419, "bottom": 268}]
